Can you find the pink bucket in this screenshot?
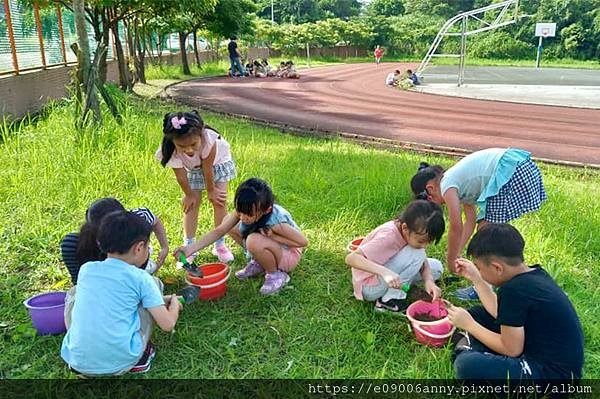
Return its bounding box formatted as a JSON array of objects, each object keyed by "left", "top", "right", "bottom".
[{"left": 406, "top": 300, "right": 455, "bottom": 347}]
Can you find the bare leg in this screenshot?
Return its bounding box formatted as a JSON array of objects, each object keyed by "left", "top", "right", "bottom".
[
  {"left": 245, "top": 233, "right": 282, "bottom": 273},
  {"left": 212, "top": 182, "right": 228, "bottom": 227},
  {"left": 183, "top": 191, "right": 201, "bottom": 241}
]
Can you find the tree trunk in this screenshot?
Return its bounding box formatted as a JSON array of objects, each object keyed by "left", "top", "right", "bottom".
[
  {"left": 126, "top": 18, "right": 136, "bottom": 84},
  {"left": 98, "top": 10, "right": 110, "bottom": 83},
  {"left": 109, "top": 8, "right": 132, "bottom": 91},
  {"left": 193, "top": 30, "right": 201, "bottom": 68},
  {"left": 73, "top": 0, "right": 101, "bottom": 124},
  {"left": 134, "top": 20, "right": 146, "bottom": 83},
  {"left": 179, "top": 31, "right": 191, "bottom": 75},
  {"left": 157, "top": 34, "right": 163, "bottom": 64}
]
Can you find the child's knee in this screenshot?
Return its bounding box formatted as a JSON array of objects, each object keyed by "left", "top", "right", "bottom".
[
  {"left": 453, "top": 350, "right": 484, "bottom": 379},
  {"left": 245, "top": 233, "right": 266, "bottom": 253},
  {"left": 428, "top": 258, "right": 443, "bottom": 280}
]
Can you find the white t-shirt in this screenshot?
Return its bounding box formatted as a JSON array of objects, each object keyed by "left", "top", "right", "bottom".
[{"left": 386, "top": 73, "right": 397, "bottom": 86}]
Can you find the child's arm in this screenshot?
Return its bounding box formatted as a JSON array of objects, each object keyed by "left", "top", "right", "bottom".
[
  {"left": 444, "top": 188, "right": 463, "bottom": 273},
  {"left": 173, "top": 168, "right": 196, "bottom": 213},
  {"left": 455, "top": 258, "right": 498, "bottom": 317},
  {"left": 201, "top": 144, "right": 227, "bottom": 207},
  {"left": 447, "top": 304, "right": 525, "bottom": 357},
  {"left": 419, "top": 259, "right": 441, "bottom": 301},
  {"left": 459, "top": 204, "right": 477, "bottom": 251},
  {"left": 152, "top": 216, "right": 169, "bottom": 267},
  {"left": 175, "top": 212, "right": 240, "bottom": 257},
  {"left": 263, "top": 223, "right": 308, "bottom": 248},
  {"left": 345, "top": 251, "right": 403, "bottom": 289},
  {"left": 147, "top": 295, "right": 181, "bottom": 332}
]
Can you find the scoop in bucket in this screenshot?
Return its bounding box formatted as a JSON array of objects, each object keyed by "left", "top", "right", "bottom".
[{"left": 178, "top": 252, "right": 203, "bottom": 277}]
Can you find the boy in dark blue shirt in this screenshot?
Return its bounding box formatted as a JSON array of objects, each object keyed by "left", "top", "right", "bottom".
[{"left": 448, "top": 224, "right": 584, "bottom": 380}]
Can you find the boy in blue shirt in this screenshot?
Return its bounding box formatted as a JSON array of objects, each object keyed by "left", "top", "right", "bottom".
[
  {"left": 61, "top": 211, "right": 182, "bottom": 376},
  {"left": 448, "top": 224, "right": 584, "bottom": 380}
]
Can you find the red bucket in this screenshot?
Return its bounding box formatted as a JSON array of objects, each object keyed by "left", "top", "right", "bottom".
[
  {"left": 406, "top": 300, "right": 455, "bottom": 347},
  {"left": 185, "top": 263, "right": 231, "bottom": 301},
  {"left": 346, "top": 237, "right": 364, "bottom": 253}
]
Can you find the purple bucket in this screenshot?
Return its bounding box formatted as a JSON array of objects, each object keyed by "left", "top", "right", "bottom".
[{"left": 23, "top": 291, "right": 67, "bottom": 335}]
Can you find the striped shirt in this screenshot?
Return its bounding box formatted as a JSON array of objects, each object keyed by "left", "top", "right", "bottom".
[{"left": 60, "top": 208, "right": 156, "bottom": 285}]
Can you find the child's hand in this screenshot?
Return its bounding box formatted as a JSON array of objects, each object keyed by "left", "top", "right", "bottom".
[
  {"left": 424, "top": 280, "right": 442, "bottom": 302},
  {"left": 182, "top": 194, "right": 197, "bottom": 214},
  {"left": 172, "top": 246, "right": 191, "bottom": 260},
  {"left": 207, "top": 189, "right": 227, "bottom": 207},
  {"left": 157, "top": 247, "right": 169, "bottom": 267},
  {"left": 455, "top": 258, "right": 482, "bottom": 283},
  {"left": 259, "top": 227, "right": 272, "bottom": 237},
  {"left": 382, "top": 270, "right": 402, "bottom": 289},
  {"left": 446, "top": 303, "right": 474, "bottom": 330}
]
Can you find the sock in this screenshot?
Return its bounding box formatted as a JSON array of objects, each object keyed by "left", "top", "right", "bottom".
[
  {"left": 184, "top": 237, "right": 195, "bottom": 246},
  {"left": 215, "top": 237, "right": 225, "bottom": 246}
]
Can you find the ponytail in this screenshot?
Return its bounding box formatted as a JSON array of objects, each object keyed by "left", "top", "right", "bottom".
[
  {"left": 160, "top": 136, "right": 176, "bottom": 167},
  {"left": 76, "top": 221, "right": 105, "bottom": 265},
  {"left": 76, "top": 197, "right": 125, "bottom": 266},
  {"left": 410, "top": 162, "right": 444, "bottom": 199}
]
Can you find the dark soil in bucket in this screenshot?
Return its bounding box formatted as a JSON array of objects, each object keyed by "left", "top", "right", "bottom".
[
  {"left": 413, "top": 311, "right": 442, "bottom": 322},
  {"left": 407, "top": 286, "right": 433, "bottom": 302}
]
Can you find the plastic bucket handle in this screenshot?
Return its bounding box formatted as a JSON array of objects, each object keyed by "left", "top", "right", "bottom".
[
  {"left": 185, "top": 269, "right": 231, "bottom": 289},
  {"left": 412, "top": 322, "right": 456, "bottom": 340}
]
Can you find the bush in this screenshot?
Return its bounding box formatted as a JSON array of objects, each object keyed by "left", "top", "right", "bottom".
[{"left": 469, "top": 32, "right": 533, "bottom": 59}]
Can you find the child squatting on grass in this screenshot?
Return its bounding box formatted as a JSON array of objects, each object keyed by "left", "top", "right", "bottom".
[
  {"left": 156, "top": 110, "right": 237, "bottom": 266},
  {"left": 411, "top": 147, "right": 547, "bottom": 301},
  {"left": 346, "top": 200, "right": 445, "bottom": 313},
  {"left": 448, "top": 224, "right": 584, "bottom": 380},
  {"left": 176, "top": 178, "right": 308, "bottom": 295},
  {"left": 61, "top": 211, "right": 182, "bottom": 376},
  {"left": 60, "top": 198, "right": 169, "bottom": 285}
]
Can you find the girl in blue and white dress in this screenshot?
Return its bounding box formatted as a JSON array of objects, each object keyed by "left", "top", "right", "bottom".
[{"left": 410, "top": 148, "right": 547, "bottom": 299}]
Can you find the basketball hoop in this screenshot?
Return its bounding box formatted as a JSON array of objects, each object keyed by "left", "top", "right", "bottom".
[{"left": 542, "top": 28, "right": 550, "bottom": 37}]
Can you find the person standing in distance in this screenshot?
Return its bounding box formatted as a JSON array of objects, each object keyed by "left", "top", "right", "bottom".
[{"left": 228, "top": 36, "right": 246, "bottom": 77}]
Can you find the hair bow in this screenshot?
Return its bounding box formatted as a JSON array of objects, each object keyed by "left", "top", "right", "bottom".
[{"left": 171, "top": 116, "right": 187, "bottom": 130}]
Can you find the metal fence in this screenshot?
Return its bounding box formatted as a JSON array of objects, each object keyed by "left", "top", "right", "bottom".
[{"left": 0, "top": 0, "right": 189, "bottom": 76}]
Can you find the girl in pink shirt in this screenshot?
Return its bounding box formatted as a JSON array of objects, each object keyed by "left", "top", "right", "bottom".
[
  {"left": 345, "top": 200, "right": 445, "bottom": 313},
  {"left": 156, "top": 111, "right": 237, "bottom": 264}
]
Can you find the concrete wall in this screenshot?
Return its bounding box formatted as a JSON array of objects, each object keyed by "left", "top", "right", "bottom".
[{"left": 0, "top": 60, "right": 119, "bottom": 121}]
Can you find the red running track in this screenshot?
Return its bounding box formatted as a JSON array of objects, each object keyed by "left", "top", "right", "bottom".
[{"left": 167, "top": 63, "right": 600, "bottom": 166}]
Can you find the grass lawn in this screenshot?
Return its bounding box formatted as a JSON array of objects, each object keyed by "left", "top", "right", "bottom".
[{"left": 0, "top": 90, "right": 598, "bottom": 379}]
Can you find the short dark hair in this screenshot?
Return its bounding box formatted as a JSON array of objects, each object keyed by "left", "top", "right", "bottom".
[
  {"left": 97, "top": 211, "right": 152, "bottom": 254},
  {"left": 411, "top": 162, "right": 444, "bottom": 199},
  {"left": 397, "top": 200, "right": 445, "bottom": 244},
  {"left": 395, "top": 70, "right": 400, "bottom": 74},
  {"left": 234, "top": 178, "right": 275, "bottom": 239},
  {"left": 467, "top": 224, "right": 525, "bottom": 266}
]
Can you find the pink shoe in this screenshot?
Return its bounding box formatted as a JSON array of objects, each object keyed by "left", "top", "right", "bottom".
[
  {"left": 212, "top": 243, "right": 234, "bottom": 263},
  {"left": 235, "top": 260, "right": 265, "bottom": 280},
  {"left": 260, "top": 271, "right": 290, "bottom": 295}
]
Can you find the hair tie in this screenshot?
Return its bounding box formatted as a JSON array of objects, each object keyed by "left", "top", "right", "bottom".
[
  {"left": 171, "top": 116, "right": 187, "bottom": 130},
  {"left": 418, "top": 162, "right": 429, "bottom": 171},
  {"left": 416, "top": 191, "right": 429, "bottom": 201}
]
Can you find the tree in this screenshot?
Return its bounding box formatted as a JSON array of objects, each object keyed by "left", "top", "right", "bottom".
[{"left": 366, "top": 0, "right": 405, "bottom": 17}]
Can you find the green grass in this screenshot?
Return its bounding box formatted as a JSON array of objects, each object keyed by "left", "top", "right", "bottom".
[{"left": 0, "top": 92, "right": 599, "bottom": 379}]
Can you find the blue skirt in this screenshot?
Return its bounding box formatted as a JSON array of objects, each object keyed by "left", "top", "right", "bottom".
[{"left": 484, "top": 159, "right": 547, "bottom": 223}]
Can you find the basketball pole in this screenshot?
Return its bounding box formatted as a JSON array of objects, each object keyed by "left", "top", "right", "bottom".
[{"left": 535, "top": 36, "right": 543, "bottom": 69}]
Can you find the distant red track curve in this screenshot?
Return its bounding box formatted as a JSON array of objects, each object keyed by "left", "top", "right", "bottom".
[{"left": 166, "top": 63, "right": 600, "bottom": 167}]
